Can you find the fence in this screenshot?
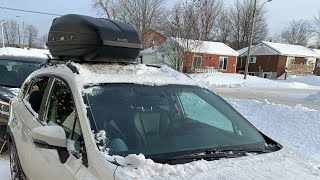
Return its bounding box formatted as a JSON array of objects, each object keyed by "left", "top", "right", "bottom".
[
  {"left": 287, "top": 64, "right": 314, "bottom": 74},
  {"left": 193, "top": 67, "right": 218, "bottom": 73}
]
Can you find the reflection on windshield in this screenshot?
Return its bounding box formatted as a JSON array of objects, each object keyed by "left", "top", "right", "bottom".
[
  {"left": 85, "top": 84, "right": 265, "bottom": 157},
  {"left": 0, "top": 59, "right": 40, "bottom": 87}
]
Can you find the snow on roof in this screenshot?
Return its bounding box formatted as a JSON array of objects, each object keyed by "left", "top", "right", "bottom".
[
  {"left": 261, "top": 41, "right": 319, "bottom": 57},
  {"left": 237, "top": 47, "right": 248, "bottom": 56},
  {"left": 0, "top": 47, "right": 49, "bottom": 58},
  {"left": 172, "top": 37, "right": 239, "bottom": 56},
  {"left": 312, "top": 49, "right": 320, "bottom": 57},
  {"left": 72, "top": 63, "right": 197, "bottom": 88}
]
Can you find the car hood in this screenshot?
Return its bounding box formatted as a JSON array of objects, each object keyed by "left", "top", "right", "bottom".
[
  {"left": 0, "top": 86, "right": 17, "bottom": 102},
  {"left": 109, "top": 147, "right": 320, "bottom": 180}
]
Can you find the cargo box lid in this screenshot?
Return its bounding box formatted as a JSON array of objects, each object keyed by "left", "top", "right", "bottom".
[{"left": 47, "top": 14, "right": 142, "bottom": 61}]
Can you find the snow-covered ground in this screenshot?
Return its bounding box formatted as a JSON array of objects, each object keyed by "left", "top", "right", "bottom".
[
  {"left": 286, "top": 75, "right": 320, "bottom": 86},
  {"left": 0, "top": 47, "right": 49, "bottom": 58},
  {"left": 189, "top": 73, "right": 320, "bottom": 89},
  {"left": 306, "top": 92, "right": 320, "bottom": 104},
  {"left": 0, "top": 157, "right": 9, "bottom": 180}
]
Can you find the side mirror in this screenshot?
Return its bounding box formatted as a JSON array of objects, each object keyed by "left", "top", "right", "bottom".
[{"left": 32, "top": 126, "right": 69, "bottom": 163}]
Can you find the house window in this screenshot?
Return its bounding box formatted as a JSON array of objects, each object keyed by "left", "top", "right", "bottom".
[
  {"left": 263, "top": 72, "right": 272, "bottom": 79},
  {"left": 193, "top": 56, "right": 202, "bottom": 68},
  {"left": 219, "top": 57, "right": 228, "bottom": 70},
  {"left": 237, "top": 58, "right": 243, "bottom": 68},
  {"left": 248, "top": 72, "right": 255, "bottom": 76},
  {"left": 249, "top": 57, "right": 256, "bottom": 63},
  {"left": 287, "top": 57, "right": 295, "bottom": 66}
]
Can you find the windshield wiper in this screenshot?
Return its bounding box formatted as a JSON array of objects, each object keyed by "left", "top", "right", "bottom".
[{"left": 151, "top": 147, "right": 271, "bottom": 164}]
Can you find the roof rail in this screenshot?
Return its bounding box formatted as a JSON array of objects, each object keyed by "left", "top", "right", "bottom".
[{"left": 40, "top": 58, "right": 79, "bottom": 74}]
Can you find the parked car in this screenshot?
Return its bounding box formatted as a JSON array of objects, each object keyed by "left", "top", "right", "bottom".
[
  {"left": 7, "top": 14, "right": 320, "bottom": 180},
  {"left": 0, "top": 55, "right": 46, "bottom": 139}
]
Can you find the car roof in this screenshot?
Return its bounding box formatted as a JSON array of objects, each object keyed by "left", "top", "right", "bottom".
[
  {"left": 31, "top": 62, "right": 197, "bottom": 88},
  {"left": 0, "top": 55, "right": 47, "bottom": 63}
]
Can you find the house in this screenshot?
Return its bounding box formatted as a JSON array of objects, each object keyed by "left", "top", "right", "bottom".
[
  {"left": 140, "top": 37, "right": 239, "bottom": 73},
  {"left": 312, "top": 49, "right": 320, "bottom": 75},
  {"left": 143, "top": 30, "right": 167, "bottom": 49},
  {"left": 238, "top": 41, "right": 320, "bottom": 79}
]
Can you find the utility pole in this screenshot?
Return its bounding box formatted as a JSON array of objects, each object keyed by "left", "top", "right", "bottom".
[
  {"left": 244, "top": 0, "right": 272, "bottom": 79},
  {"left": 244, "top": 0, "right": 257, "bottom": 80},
  {"left": 1, "top": 20, "right": 8, "bottom": 48}
]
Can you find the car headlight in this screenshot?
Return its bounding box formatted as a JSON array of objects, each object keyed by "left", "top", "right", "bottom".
[{"left": 0, "top": 100, "right": 9, "bottom": 115}]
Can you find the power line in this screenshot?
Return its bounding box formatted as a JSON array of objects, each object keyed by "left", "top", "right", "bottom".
[{"left": 0, "top": 6, "right": 62, "bottom": 17}]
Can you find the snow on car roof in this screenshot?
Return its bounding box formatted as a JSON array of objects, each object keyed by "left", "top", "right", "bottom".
[
  {"left": 72, "top": 63, "right": 197, "bottom": 87},
  {"left": 0, "top": 47, "right": 49, "bottom": 59}
]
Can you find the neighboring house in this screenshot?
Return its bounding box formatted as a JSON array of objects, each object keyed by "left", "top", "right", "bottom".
[
  {"left": 140, "top": 37, "right": 239, "bottom": 73},
  {"left": 312, "top": 49, "right": 320, "bottom": 75},
  {"left": 143, "top": 30, "right": 167, "bottom": 49},
  {"left": 238, "top": 41, "right": 319, "bottom": 79}
]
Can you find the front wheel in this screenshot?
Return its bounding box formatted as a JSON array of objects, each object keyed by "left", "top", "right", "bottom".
[{"left": 9, "top": 141, "right": 25, "bottom": 180}]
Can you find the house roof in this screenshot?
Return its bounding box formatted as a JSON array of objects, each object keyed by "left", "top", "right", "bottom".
[
  {"left": 172, "top": 38, "right": 239, "bottom": 56},
  {"left": 312, "top": 49, "right": 320, "bottom": 58},
  {"left": 259, "top": 42, "right": 319, "bottom": 57}
]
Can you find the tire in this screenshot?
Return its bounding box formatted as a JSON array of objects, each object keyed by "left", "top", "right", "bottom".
[{"left": 9, "top": 140, "right": 25, "bottom": 180}]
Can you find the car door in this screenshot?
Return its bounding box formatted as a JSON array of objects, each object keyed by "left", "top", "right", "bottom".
[
  {"left": 10, "top": 76, "right": 50, "bottom": 178},
  {"left": 30, "top": 77, "right": 85, "bottom": 180}
]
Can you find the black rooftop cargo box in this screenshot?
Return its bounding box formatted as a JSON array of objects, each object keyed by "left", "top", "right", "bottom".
[{"left": 47, "top": 14, "right": 142, "bottom": 61}]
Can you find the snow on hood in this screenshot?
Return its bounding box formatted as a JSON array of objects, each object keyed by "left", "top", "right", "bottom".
[
  {"left": 103, "top": 148, "right": 320, "bottom": 179},
  {"left": 73, "top": 63, "right": 197, "bottom": 90}
]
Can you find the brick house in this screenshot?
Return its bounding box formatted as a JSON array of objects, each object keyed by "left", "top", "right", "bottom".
[
  {"left": 238, "top": 41, "right": 319, "bottom": 79},
  {"left": 140, "top": 37, "right": 239, "bottom": 73},
  {"left": 143, "top": 30, "right": 167, "bottom": 49}
]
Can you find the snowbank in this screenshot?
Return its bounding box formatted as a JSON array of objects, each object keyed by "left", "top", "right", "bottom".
[
  {"left": 305, "top": 92, "right": 320, "bottom": 104},
  {"left": 228, "top": 98, "right": 320, "bottom": 161},
  {"left": 286, "top": 75, "right": 320, "bottom": 86},
  {"left": 0, "top": 47, "right": 49, "bottom": 58},
  {"left": 189, "top": 73, "right": 314, "bottom": 89}
]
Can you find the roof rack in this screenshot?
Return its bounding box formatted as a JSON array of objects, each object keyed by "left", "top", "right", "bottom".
[{"left": 40, "top": 58, "right": 79, "bottom": 74}]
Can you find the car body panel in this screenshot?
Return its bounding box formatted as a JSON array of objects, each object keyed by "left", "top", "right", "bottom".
[{"left": 8, "top": 62, "right": 320, "bottom": 180}]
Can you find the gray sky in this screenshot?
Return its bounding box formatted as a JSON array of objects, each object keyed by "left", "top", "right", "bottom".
[{"left": 1, "top": 0, "right": 320, "bottom": 37}]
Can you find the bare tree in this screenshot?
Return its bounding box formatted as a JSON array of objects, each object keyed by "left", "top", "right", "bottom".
[
  {"left": 25, "top": 25, "right": 39, "bottom": 48},
  {"left": 2, "top": 20, "right": 19, "bottom": 47},
  {"left": 92, "top": 0, "right": 167, "bottom": 47},
  {"left": 228, "top": 0, "right": 269, "bottom": 50},
  {"left": 215, "top": 9, "right": 232, "bottom": 43},
  {"left": 280, "top": 20, "right": 312, "bottom": 46},
  {"left": 38, "top": 34, "right": 48, "bottom": 48}
]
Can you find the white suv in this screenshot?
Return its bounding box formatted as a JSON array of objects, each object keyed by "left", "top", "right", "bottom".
[{"left": 7, "top": 61, "right": 320, "bottom": 180}]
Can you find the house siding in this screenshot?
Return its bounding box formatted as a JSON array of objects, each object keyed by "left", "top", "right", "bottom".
[{"left": 183, "top": 53, "right": 236, "bottom": 73}]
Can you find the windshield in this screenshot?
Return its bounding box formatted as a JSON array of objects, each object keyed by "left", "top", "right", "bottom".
[
  {"left": 0, "top": 59, "right": 40, "bottom": 88},
  {"left": 85, "top": 84, "right": 266, "bottom": 157}
]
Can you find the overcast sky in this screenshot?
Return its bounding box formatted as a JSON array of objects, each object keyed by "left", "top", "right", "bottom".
[{"left": 1, "top": 0, "right": 320, "bottom": 37}]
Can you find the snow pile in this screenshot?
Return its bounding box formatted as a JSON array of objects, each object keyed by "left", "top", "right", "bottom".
[
  {"left": 0, "top": 157, "right": 9, "bottom": 180},
  {"left": 0, "top": 47, "right": 49, "bottom": 58},
  {"left": 189, "top": 73, "right": 314, "bottom": 89},
  {"left": 228, "top": 98, "right": 320, "bottom": 161},
  {"left": 286, "top": 75, "right": 320, "bottom": 86},
  {"left": 305, "top": 92, "right": 320, "bottom": 104},
  {"left": 74, "top": 63, "right": 196, "bottom": 88},
  {"left": 106, "top": 148, "right": 320, "bottom": 179}
]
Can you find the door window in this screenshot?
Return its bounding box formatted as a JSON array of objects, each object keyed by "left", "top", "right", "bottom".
[
  {"left": 24, "top": 77, "right": 50, "bottom": 114},
  {"left": 44, "top": 78, "right": 84, "bottom": 157}
]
